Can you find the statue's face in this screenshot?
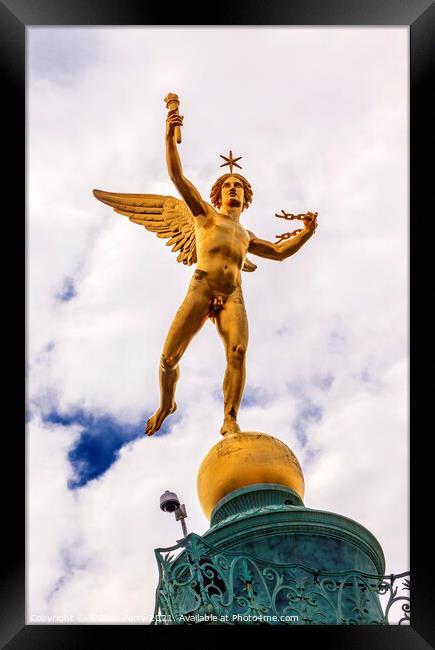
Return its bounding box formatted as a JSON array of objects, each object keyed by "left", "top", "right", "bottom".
[{"left": 220, "top": 176, "right": 244, "bottom": 209}]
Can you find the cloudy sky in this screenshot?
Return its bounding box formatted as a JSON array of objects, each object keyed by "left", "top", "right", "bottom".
[{"left": 27, "top": 27, "right": 408, "bottom": 623}]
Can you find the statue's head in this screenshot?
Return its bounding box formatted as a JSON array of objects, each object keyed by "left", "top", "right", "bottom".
[{"left": 210, "top": 173, "right": 253, "bottom": 212}]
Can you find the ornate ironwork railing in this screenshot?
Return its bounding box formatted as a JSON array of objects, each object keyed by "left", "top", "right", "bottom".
[{"left": 152, "top": 533, "right": 410, "bottom": 625}]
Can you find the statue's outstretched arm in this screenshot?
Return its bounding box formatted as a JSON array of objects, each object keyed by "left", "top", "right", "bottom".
[
  {"left": 166, "top": 113, "right": 206, "bottom": 218},
  {"left": 248, "top": 212, "right": 317, "bottom": 261}
]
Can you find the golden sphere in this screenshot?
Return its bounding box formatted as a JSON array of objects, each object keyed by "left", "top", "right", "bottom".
[{"left": 197, "top": 431, "right": 305, "bottom": 520}]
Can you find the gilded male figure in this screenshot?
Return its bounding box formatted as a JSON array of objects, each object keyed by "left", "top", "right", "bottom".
[{"left": 93, "top": 108, "right": 317, "bottom": 437}]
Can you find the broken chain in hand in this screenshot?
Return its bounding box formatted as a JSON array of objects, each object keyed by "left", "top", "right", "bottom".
[{"left": 274, "top": 209, "right": 313, "bottom": 243}]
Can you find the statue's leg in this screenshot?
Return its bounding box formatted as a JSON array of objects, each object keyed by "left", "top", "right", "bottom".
[
  {"left": 145, "top": 279, "right": 210, "bottom": 436},
  {"left": 215, "top": 289, "right": 249, "bottom": 436}
]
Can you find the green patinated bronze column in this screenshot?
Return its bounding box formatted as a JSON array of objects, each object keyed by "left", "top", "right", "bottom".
[{"left": 152, "top": 430, "right": 408, "bottom": 625}]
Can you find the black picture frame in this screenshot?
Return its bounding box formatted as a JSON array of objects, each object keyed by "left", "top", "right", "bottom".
[{"left": 5, "top": 0, "right": 434, "bottom": 647}]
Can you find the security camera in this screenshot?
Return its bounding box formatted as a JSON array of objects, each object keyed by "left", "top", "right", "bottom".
[
  {"left": 160, "top": 490, "right": 180, "bottom": 513},
  {"left": 159, "top": 490, "right": 188, "bottom": 537}
]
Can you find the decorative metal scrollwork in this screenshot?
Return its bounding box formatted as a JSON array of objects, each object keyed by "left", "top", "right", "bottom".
[{"left": 152, "top": 533, "right": 410, "bottom": 625}]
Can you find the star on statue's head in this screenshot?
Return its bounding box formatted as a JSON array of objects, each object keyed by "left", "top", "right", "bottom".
[{"left": 219, "top": 150, "right": 243, "bottom": 174}]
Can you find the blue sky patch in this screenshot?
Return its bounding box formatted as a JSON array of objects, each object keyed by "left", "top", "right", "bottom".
[
  {"left": 46, "top": 543, "right": 89, "bottom": 603},
  {"left": 302, "top": 447, "right": 320, "bottom": 466},
  {"left": 292, "top": 399, "right": 323, "bottom": 448},
  {"left": 312, "top": 373, "right": 334, "bottom": 392},
  {"left": 241, "top": 386, "right": 270, "bottom": 408},
  {"left": 56, "top": 276, "right": 77, "bottom": 302},
  {"left": 43, "top": 408, "right": 177, "bottom": 488},
  {"left": 212, "top": 384, "right": 271, "bottom": 408}
]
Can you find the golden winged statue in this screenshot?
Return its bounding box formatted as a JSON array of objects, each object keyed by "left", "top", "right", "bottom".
[{"left": 93, "top": 94, "right": 318, "bottom": 437}]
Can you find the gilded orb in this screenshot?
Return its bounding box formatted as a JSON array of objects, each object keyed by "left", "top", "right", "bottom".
[{"left": 197, "top": 431, "right": 305, "bottom": 519}]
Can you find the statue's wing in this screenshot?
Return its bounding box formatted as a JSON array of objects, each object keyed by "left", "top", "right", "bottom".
[{"left": 93, "top": 189, "right": 197, "bottom": 266}]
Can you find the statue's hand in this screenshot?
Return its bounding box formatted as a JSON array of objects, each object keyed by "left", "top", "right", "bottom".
[
  {"left": 166, "top": 113, "right": 184, "bottom": 140},
  {"left": 303, "top": 212, "right": 318, "bottom": 233}
]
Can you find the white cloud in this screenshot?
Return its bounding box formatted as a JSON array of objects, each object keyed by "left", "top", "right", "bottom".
[{"left": 27, "top": 26, "right": 408, "bottom": 622}]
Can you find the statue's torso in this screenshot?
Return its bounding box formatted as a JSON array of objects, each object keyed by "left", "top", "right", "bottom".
[{"left": 194, "top": 204, "right": 250, "bottom": 295}]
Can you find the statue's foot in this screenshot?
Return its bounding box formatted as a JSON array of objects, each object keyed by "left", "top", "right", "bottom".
[
  {"left": 220, "top": 416, "right": 241, "bottom": 437},
  {"left": 145, "top": 402, "right": 177, "bottom": 437}
]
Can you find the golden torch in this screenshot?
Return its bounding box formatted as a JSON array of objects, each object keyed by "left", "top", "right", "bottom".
[{"left": 164, "top": 92, "right": 182, "bottom": 144}]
